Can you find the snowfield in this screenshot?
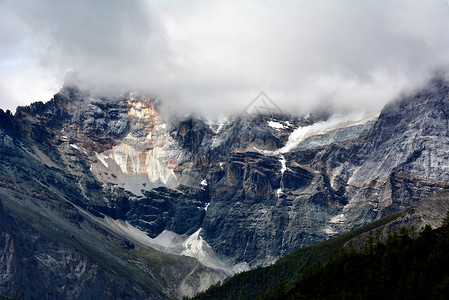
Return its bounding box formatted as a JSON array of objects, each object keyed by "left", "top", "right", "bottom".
[
  {"left": 277, "top": 111, "right": 379, "bottom": 154},
  {"left": 103, "top": 217, "right": 250, "bottom": 276}
]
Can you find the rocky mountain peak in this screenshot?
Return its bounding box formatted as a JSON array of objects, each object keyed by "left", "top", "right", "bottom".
[{"left": 2, "top": 75, "right": 449, "bottom": 298}]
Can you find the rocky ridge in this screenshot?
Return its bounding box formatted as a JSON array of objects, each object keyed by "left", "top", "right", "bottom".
[{"left": 1, "top": 75, "right": 449, "bottom": 298}]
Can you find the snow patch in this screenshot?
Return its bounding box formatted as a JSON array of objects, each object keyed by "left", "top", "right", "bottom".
[
  {"left": 276, "top": 188, "right": 283, "bottom": 197},
  {"left": 204, "top": 203, "right": 210, "bottom": 211},
  {"left": 69, "top": 144, "right": 79, "bottom": 150},
  {"left": 267, "top": 121, "right": 287, "bottom": 130},
  {"left": 96, "top": 153, "right": 109, "bottom": 168},
  {"left": 206, "top": 117, "right": 229, "bottom": 134},
  {"left": 324, "top": 227, "right": 338, "bottom": 235},
  {"left": 331, "top": 214, "right": 346, "bottom": 224},
  {"left": 256, "top": 112, "right": 379, "bottom": 155},
  {"left": 279, "top": 155, "right": 287, "bottom": 174},
  {"left": 103, "top": 217, "right": 248, "bottom": 275},
  {"left": 97, "top": 143, "right": 175, "bottom": 185},
  {"left": 253, "top": 146, "right": 274, "bottom": 155},
  {"left": 181, "top": 229, "right": 223, "bottom": 269},
  {"left": 279, "top": 112, "right": 377, "bottom": 154},
  {"left": 201, "top": 179, "right": 208, "bottom": 186},
  {"left": 215, "top": 121, "right": 227, "bottom": 134},
  {"left": 210, "top": 118, "right": 229, "bottom": 148}
]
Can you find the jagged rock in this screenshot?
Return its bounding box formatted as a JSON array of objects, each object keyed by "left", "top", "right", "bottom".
[
  {"left": 1, "top": 74, "right": 449, "bottom": 297},
  {"left": 0, "top": 199, "right": 148, "bottom": 300}
]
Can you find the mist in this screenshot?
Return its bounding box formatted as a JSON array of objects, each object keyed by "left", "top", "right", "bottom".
[{"left": 1, "top": 0, "right": 449, "bottom": 117}]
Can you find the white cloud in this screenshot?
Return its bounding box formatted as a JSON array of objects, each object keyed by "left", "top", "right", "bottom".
[{"left": 1, "top": 0, "right": 449, "bottom": 116}]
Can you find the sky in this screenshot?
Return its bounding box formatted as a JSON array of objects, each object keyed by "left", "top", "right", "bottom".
[{"left": 1, "top": 0, "right": 449, "bottom": 116}]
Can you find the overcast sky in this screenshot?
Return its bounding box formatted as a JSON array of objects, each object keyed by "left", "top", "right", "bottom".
[{"left": 1, "top": 0, "right": 449, "bottom": 116}]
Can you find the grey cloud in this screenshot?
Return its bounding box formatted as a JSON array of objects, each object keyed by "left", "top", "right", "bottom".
[{"left": 1, "top": 0, "right": 449, "bottom": 116}]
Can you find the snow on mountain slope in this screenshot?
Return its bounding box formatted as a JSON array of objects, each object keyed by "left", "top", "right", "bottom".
[
  {"left": 103, "top": 217, "right": 249, "bottom": 275},
  {"left": 181, "top": 229, "right": 228, "bottom": 270},
  {"left": 279, "top": 155, "right": 287, "bottom": 174},
  {"left": 93, "top": 142, "right": 176, "bottom": 188},
  {"left": 89, "top": 96, "right": 180, "bottom": 195},
  {"left": 267, "top": 120, "right": 288, "bottom": 130},
  {"left": 253, "top": 111, "right": 378, "bottom": 158},
  {"left": 276, "top": 111, "right": 379, "bottom": 154},
  {"left": 206, "top": 116, "right": 230, "bottom": 134}
]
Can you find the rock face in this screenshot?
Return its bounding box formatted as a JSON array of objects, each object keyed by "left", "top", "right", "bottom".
[
  {"left": 309, "top": 77, "right": 449, "bottom": 230},
  {"left": 1, "top": 74, "right": 449, "bottom": 297},
  {"left": 0, "top": 199, "right": 148, "bottom": 300},
  {"left": 0, "top": 100, "right": 230, "bottom": 299}
]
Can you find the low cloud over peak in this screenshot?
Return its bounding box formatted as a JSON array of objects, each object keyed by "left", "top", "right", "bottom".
[{"left": 1, "top": 0, "right": 449, "bottom": 116}]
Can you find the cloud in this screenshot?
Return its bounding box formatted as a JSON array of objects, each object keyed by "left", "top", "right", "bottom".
[
  {"left": 0, "top": 0, "right": 168, "bottom": 110},
  {"left": 1, "top": 0, "right": 449, "bottom": 116}
]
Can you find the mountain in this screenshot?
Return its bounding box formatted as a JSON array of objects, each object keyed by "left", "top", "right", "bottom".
[
  {"left": 191, "top": 190, "right": 449, "bottom": 300},
  {"left": 204, "top": 75, "right": 449, "bottom": 265},
  {"left": 283, "top": 209, "right": 449, "bottom": 299},
  {"left": 0, "top": 75, "right": 449, "bottom": 298},
  {"left": 0, "top": 195, "right": 148, "bottom": 299}
]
